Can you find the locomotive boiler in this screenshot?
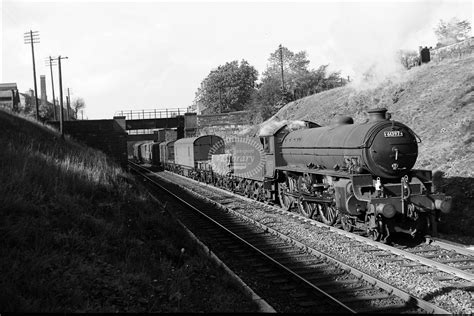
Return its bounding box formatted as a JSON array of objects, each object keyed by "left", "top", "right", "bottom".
[{"left": 276, "top": 108, "right": 451, "bottom": 242}]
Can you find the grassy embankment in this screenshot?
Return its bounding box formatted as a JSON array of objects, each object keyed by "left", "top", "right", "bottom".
[
  {"left": 0, "top": 109, "right": 258, "bottom": 312},
  {"left": 258, "top": 55, "right": 474, "bottom": 243}
]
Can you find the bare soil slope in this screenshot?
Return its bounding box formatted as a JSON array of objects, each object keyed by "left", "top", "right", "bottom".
[{"left": 266, "top": 56, "right": 474, "bottom": 241}]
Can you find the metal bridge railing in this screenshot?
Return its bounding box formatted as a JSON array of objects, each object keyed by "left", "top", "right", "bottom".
[{"left": 114, "top": 108, "right": 190, "bottom": 120}]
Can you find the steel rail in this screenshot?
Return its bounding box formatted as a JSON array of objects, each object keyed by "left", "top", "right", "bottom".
[{"left": 129, "top": 161, "right": 356, "bottom": 313}]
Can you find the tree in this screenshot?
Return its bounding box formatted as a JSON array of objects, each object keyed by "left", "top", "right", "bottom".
[
  {"left": 251, "top": 45, "right": 347, "bottom": 121},
  {"left": 193, "top": 60, "right": 258, "bottom": 114},
  {"left": 397, "top": 50, "right": 420, "bottom": 69},
  {"left": 71, "top": 97, "right": 86, "bottom": 120},
  {"left": 434, "top": 18, "right": 471, "bottom": 48}
]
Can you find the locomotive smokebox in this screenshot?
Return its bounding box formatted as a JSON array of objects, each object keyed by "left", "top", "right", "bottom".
[{"left": 367, "top": 108, "right": 388, "bottom": 121}]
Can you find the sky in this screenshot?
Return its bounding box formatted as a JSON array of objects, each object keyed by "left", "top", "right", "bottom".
[{"left": 1, "top": 0, "right": 472, "bottom": 119}]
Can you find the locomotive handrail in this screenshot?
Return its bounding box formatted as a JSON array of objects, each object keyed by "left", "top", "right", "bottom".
[{"left": 412, "top": 130, "right": 422, "bottom": 143}]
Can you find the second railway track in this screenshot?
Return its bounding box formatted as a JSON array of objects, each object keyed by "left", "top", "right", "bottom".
[{"left": 129, "top": 161, "right": 474, "bottom": 313}]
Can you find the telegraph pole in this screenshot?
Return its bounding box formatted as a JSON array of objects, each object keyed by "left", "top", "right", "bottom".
[
  {"left": 57, "top": 56, "right": 68, "bottom": 136},
  {"left": 279, "top": 44, "right": 285, "bottom": 92},
  {"left": 24, "top": 30, "right": 40, "bottom": 120},
  {"left": 45, "top": 56, "right": 57, "bottom": 120}
]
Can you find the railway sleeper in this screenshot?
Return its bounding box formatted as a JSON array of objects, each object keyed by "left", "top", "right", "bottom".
[
  {"left": 454, "top": 265, "right": 474, "bottom": 270},
  {"left": 408, "top": 248, "right": 438, "bottom": 253},
  {"left": 257, "top": 244, "right": 297, "bottom": 252},
  {"left": 305, "top": 274, "right": 339, "bottom": 283},
  {"left": 438, "top": 258, "right": 474, "bottom": 263},
  {"left": 295, "top": 267, "right": 343, "bottom": 277},
  {"left": 297, "top": 301, "right": 318, "bottom": 307},
  {"left": 314, "top": 279, "right": 361, "bottom": 287},
  {"left": 279, "top": 284, "right": 297, "bottom": 291},
  {"left": 338, "top": 293, "right": 393, "bottom": 303},
  {"left": 433, "top": 276, "right": 455, "bottom": 281},
  {"left": 271, "top": 278, "right": 290, "bottom": 284},
  {"left": 265, "top": 249, "right": 310, "bottom": 259},
  {"left": 252, "top": 242, "right": 290, "bottom": 249},
  {"left": 263, "top": 272, "right": 283, "bottom": 278},
  {"left": 289, "top": 262, "right": 330, "bottom": 271},
  {"left": 289, "top": 291, "right": 309, "bottom": 298},
  {"left": 447, "top": 282, "right": 474, "bottom": 290},
  {"left": 325, "top": 285, "right": 375, "bottom": 295},
  {"left": 356, "top": 303, "right": 413, "bottom": 314},
  {"left": 421, "top": 254, "right": 447, "bottom": 259},
  {"left": 241, "top": 234, "right": 277, "bottom": 242}
]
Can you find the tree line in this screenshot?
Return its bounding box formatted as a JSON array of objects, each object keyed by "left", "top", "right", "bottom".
[{"left": 192, "top": 45, "right": 347, "bottom": 122}]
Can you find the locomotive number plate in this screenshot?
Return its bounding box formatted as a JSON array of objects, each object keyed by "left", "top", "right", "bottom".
[{"left": 384, "top": 130, "right": 404, "bottom": 137}]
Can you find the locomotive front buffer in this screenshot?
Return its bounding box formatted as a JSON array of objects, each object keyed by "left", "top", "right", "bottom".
[{"left": 336, "top": 170, "right": 452, "bottom": 242}]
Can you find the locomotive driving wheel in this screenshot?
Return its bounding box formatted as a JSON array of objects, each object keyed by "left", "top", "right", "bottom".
[
  {"left": 318, "top": 204, "right": 338, "bottom": 226},
  {"left": 298, "top": 200, "right": 317, "bottom": 219},
  {"left": 278, "top": 182, "right": 292, "bottom": 211}
]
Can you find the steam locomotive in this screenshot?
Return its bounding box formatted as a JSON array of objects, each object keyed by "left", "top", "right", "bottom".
[{"left": 133, "top": 108, "right": 451, "bottom": 243}]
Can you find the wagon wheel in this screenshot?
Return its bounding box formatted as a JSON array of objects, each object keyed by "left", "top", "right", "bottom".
[
  {"left": 236, "top": 179, "right": 245, "bottom": 195},
  {"left": 253, "top": 183, "right": 265, "bottom": 201},
  {"left": 318, "top": 204, "right": 338, "bottom": 226},
  {"left": 340, "top": 214, "right": 355, "bottom": 232},
  {"left": 278, "top": 182, "right": 292, "bottom": 211},
  {"left": 245, "top": 181, "right": 253, "bottom": 198},
  {"left": 298, "top": 200, "right": 317, "bottom": 219}
]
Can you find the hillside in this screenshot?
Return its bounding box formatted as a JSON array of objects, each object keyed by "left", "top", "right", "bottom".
[
  {"left": 256, "top": 55, "right": 474, "bottom": 241},
  {"left": 0, "top": 109, "right": 258, "bottom": 312}
]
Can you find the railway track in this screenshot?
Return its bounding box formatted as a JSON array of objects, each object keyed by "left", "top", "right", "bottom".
[
  {"left": 152, "top": 167, "right": 473, "bottom": 313},
  {"left": 129, "top": 162, "right": 457, "bottom": 313},
  {"left": 159, "top": 168, "right": 474, "bottom": 284}
]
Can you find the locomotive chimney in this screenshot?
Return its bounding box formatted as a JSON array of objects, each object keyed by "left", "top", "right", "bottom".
[{"left": 367, "top": 108, "right": 388, "bottom": 121}]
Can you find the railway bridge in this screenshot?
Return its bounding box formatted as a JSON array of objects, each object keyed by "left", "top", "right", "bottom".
[
  {"left": 47, "top": 108, "right": 251, "bottom": 169},
  {"left": 114, "top": 108, "right": 197, "bottom": 142}
]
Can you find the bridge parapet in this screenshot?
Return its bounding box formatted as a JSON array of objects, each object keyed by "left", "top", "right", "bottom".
[{"left": 114, "top": 108, "right": 189, "bottom": 120}]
